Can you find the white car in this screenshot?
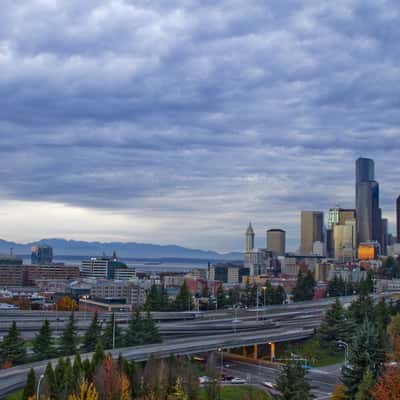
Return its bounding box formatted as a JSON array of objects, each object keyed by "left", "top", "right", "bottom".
[
  {"left": 262, "top": 381, "right": 276, "bottom": 389},
  {"left": 231, "top": 377, "right": 247, "bottom": 384},
  {"left": 198, "top": 376, "right": 210, "bottom": 384}
]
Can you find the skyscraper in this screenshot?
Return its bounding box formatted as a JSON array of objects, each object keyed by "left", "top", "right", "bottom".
[
  {"left": 267, "top": 229, "right": 286, "bottom": 256},
  {"left": 356, "top": 158, "right": 380, "bottom": 244},
  {"left": 397, "top": 196, "right": 400, "bottom": 243},
  {"left": 245, "top": 222, "right": 255, "bottom": 252},
  {"left": 300, "top": 211, "right": 324, "bottom": 255}
]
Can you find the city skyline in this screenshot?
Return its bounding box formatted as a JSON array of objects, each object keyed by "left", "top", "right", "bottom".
[{"left": 1, "top": 1, "right": 400, "bottom": 252}]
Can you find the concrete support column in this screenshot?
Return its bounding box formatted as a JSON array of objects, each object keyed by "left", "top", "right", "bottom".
[
  {"left": 253, "top": 344, "right": 258, "bottom": 360},
  {"left": 269, "top": 342, "right": 276, "bottom": 362}
]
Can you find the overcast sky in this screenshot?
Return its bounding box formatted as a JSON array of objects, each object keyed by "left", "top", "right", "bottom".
[{"left": 0, "top": 0, "right": 399, "bottom": 252}]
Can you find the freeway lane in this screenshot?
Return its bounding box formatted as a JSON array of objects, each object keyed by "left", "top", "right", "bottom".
[
  {"left": 222, "top": 360, "right": 340, "bottom": 400},
  {"left": 0, "top": 327, "right": 313, "bottom": 397}
]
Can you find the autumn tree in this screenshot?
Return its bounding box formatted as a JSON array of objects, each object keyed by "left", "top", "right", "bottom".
[
  {"left": 372, "top": 366, "right": 400, "bottom": 400},
  {"left": 68, "top": 380, "right": 99, "bottom": 400},
  {"left": 331, "top": 384, "right": 347, "bottom": 400},
  {"left": 57, "top": 296, "right": 78, "bottom": 312}
]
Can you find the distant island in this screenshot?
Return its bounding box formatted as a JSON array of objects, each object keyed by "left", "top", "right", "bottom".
[{"left": 0, "top": 238, "right": 242, "bottom": 261}]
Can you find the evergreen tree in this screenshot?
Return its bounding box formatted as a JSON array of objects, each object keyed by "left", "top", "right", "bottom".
[
  {"left": 63, "top": 357, "right": 75, "bottom": 398},
  {"left": 59, "top": 312, "right": 78, "bottom": 356},
  {"left": 354, "top": 368, "right": 374, "bottom": 400},
  {"left": 82, "top": 358, "right": 93, "bottom": 381},
  {"left": 82, "top": 312, "right": 101, "bottom": 352},
  {"left": 293, "top": 271, "right": 316, "bottom": 302},
  {"left": 249, "top": 284, "right": 258, "bottom": 307},
  {"left": 272, "top": 285, "right": 286, "bottom": 305},
  {"left": 125, "top": 310, "right": 145, "bottom": 346},
  {"left": 0, "top": 321, "right": 26, "bottom": 366},
  {"left": 43, "top": 362, "right": 57, "bottom": 400},
  {"left": 216, "top": 284, "right": 226, "bottom": 309},
  {"left": 54, "top": 357, "right": 66, "bottom": 396},
  {"left": 102, "top": 313, "right": 124, "bottom": 350},
  {"left": 160, "top": 285, "right": 170, "bottom": 311},
  {"left": 22, "top": 368, "right": 36, "bottom": 400},
  {"left": 73, "top": 353, "right": 83, "bottom": 382},
  {"left": 347, "top": 295, "right": 374, "bottom": 325},
  {"left": 319, "top": 298, "right": 353, "bottom": 344},
  {"left": 32, "top": 319, "right": 54, "bottom": 361},
  {"left": 91, "top": 342, "right": 105, "bottom": 371},
  {"left": 341, "top": 319, "right": 385, "bottom": 398},
  {"left": 146, "top": 284, "right": 162, "bottom": 311},
  {"left": 174, "top": 282, "right": 193, "bottom": 311},
  {"left": 275, "top": 360, "right": 314, "bottom": 400},
  {"left": 142, "top": 310, "right": 161, "bottom": 344}
]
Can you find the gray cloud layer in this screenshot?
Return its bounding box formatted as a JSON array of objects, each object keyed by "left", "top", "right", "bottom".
[{"left": 0, "top": 0, "right": 399, "bottom": 251}]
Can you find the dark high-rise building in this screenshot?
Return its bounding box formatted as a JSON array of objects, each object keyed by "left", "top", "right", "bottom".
[
  {"left": 300, "top": 211, "right": 324, "bottom": 255},
  {"left": 381, "top": 218, "right": 388, "bottom": 256},
  {"left": 356, "top": 158, "right": 380, "bottom": 245},
  {"left": 397, "top": 195, "right": 400, "bottom": 243}
]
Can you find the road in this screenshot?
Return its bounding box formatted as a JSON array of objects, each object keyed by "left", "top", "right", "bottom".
[
  {"left": 0, "top": 327, "right": 313, "bottom": 397},
  {"left": 222, "top": 360, "right": 341, "bottom": 399}
]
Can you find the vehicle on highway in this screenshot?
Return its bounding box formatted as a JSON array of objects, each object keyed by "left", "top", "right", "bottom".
[
  {"left": 198, "top": 376, "right": 210, "bottom": 384},
  {"left": 231, "top": 377, "right": 247, "bottom": 384},
  {"left": 262, "top": 381, "right": 276, "bottom": 389},
  {"left": 231, "top": 318, "right": 242, "bottom": 324}
]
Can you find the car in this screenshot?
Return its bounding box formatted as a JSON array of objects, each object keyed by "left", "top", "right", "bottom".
[
  {"left": 198, "top": 376, "right": 210, "bottom": 384},
  {"left": 262, "top": 381, "right": 276, "bottom": 389},
  {"left": 232, "top": 318, "right": 242, "bottom": 324},
  {"left": 231, "top": 377, "right": 247, "bottom": 384},
  {"left": 223, "top": 363, "right": 232, "bottom": 368}
]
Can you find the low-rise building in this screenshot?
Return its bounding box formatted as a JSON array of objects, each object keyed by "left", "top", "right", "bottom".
[{"left": 89, "top": 280, "right": 146, "bottom": 308}]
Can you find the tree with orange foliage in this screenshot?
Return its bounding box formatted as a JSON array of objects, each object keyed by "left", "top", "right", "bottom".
[
  {"left": 95, "top": 354, "right": 131, "bottom": 400},
  {"left": 372, "top": 366, "right": 400, "bottom": 400},
  {"left": 387, "top": 314, "right": 400, "bottom": 362},
  {"left": 331, "top": 384, "right": 347, "bottom": 400},
  {"left": 57, "top": 296, "right": 78, "bottom": 311},
  {"left": 68, "top": 380, "right": 99, "bottom": 400}
]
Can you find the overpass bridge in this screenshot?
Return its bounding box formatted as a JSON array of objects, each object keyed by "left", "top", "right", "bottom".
[{"left": 0, "top": 326, "right": 313, "bottom": 397}]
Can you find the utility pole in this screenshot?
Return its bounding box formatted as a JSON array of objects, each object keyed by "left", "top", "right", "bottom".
[{"left": 36, "top": 374, "right": 45, "bottom": 400}]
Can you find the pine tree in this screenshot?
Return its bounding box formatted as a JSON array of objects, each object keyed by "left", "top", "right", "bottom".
[
  {"left": 32, "top": 319, "right": 54, "bottom": 361},
  {"left": 355, "top": 368, "right": 374, "bottom": 400},
  {"left": 341, "top": 319, "right": 385, "bottom": 398},
  {"left": 54, "top": 357, "right": 66, "bottom": 396},
  {"left": 43, "top": 362, "right": 57, "bottom": 400},
  {"left": 142, "top": 310, "right": 161, "bottom": 344},
  {"left": 319, "top": 298, "right": 353, "bottom": 344},
  {"left": 82, "top": 312, "right": 101, "bottom": 353},
  {"left": 272, "top": 285, "right": 286, "bottom": 305},
  {"left": 145, "top": 284, "right": 162, "bottom": 311},
  {"left": 0, "top": 321, "right": 26, "bottom": 366},
  {"left": 22, "top": 368, "right": 36, "bottom": 400},
  {"left": 216, "top": 284, "right": 226, "bottom": 309},
  {"left": 275, "top": 360, "right": 314, "bottom": 400},
  {"left": 59, "top": 312, "right": 78, "bottom": 356},
  {"left": 125, "top": 310, "right": 145, "bottom": 346},
  {"left": 174, "top": 282, "right": 193, "bottom": 311},
  {"left": 91, "top": 342, "right": 105, "bottom": 372},
  {"left": 102, "top": 313, "right": 124, "bottom": 350},
  {"left": 63, "top": 357, "right": 75, "bottom": 398},
  {"left": 73, "top": 353, "right": 83, "bottom": 382},
  {"left": 293, "top": 271, "right": 316, "bottom": 302}
]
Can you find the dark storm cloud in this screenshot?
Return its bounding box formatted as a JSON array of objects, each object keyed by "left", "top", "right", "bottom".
[{"left": 0, "top": 0, "right": 399, "bottom": 250}]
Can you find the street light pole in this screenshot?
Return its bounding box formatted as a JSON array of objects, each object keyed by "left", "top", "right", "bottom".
[
  {"left": 36, "top": 373, "right": 45, "bottom": 400},
  {"left": 218, "top": 348, "right": 223, "bottom": 375},
  {"left": 112, "top": 313, "right": 116, "bottom": 351},
  {"left": 256, "top": 286, "right": 259, "bottom": 321},
  {"left": 337, "top": 340, "right": 349, "bottom": 365}
]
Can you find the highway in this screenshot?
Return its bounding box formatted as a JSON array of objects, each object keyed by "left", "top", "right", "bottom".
[
  {"left": 222, "top": 360, "right": 340, "bottom": 400},
  {"left": 0, "top": 327, "right": 313, "bottom": 397}
]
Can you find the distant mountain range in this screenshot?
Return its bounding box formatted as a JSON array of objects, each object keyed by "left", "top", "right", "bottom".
[{"left": 0, "top": 238, "right": 243, "bottom": 261}]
